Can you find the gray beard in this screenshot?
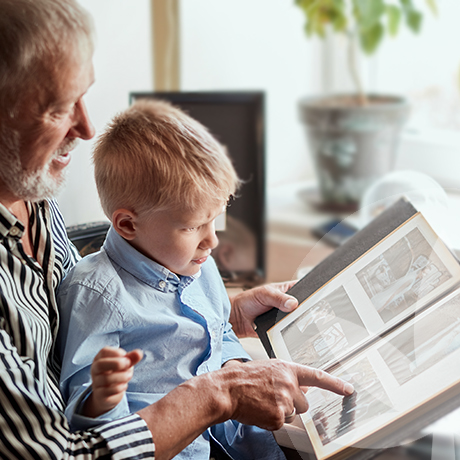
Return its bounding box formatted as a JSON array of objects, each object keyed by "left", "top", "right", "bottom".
[{"left": 0, "top": 125, "right": 76, "bottom": 202}]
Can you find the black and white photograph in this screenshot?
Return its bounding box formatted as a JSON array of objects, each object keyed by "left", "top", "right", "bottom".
[
  {"left": 378, "top": 291, "right": 460, "bottom": 386},
  {"left": 280, "top": 287, "right": 368, "bottom": 369},
  {"left": 356, "top": 228, "right": 451, "bottom": 323},
  {"left": 308, "top": 358, "right": 393, "bottom": 446}
]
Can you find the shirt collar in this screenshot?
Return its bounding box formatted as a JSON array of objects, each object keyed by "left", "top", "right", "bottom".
[
  {"left": 0, "top": 201, "right": 26, "bottom": 240},
  {"left": 103, "top": 226, "right": 199, "bottom": 290}
]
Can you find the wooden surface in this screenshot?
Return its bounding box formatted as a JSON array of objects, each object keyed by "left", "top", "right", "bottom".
[{"left": 265, "top": 238, "right": 334, "bottom": 283}]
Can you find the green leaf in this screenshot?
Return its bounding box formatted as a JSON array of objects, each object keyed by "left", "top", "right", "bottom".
[
  {"left": 386, "top": 5, "right": 401, "bottom": 36},
  {"left": 359, "top": 22, "right": 384, "bottom": 54},
  {"left": 295, "top": 0, "right": 349, "bottom": 38},
  {"left": 406, "top": 9, "right": 422, "bottom": 32},
  {"left": 294, "top": 0, "right": 316, "bottom": 8},
  {"left": 332, "top": 11, "right": 347, "bottom": 32},
  {"left": 398, "top": 0, "right": 413, "bottom": 9},
  {"left": 353, "top": 0, "right": 386, "bottom": 30},
  {"left": 425, "top": 0, "right": 438, "bottom": 16}
]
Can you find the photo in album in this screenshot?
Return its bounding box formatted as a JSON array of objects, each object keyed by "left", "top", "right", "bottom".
[
  {"left": 356, "top": 227, "right": 451, "bottom": 323},
  {"left": 280, "top": 287, "right": 368, "bottom": 369},
  {"left": 378, "top": 291, "right": 460, "bottom": 386}
]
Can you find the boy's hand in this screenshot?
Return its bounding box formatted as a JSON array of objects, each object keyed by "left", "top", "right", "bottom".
[{"left": 82, "top": 346, "right": 143, "bottom": 418}]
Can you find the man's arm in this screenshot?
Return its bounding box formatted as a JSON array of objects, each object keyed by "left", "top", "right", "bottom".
[
  {"left": 0, "top": 328, "right": 154, "bottom": 459},
  {"left": 138, "top": 358, "right": 354, "bottom": 460},
  {"left": 229, "top": 281, "right": 299, "bottom": 338}
]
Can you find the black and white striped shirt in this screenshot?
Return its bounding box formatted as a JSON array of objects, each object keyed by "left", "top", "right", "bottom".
[{"left": 0, "top": 199, "right": 155, "bottom": 459}]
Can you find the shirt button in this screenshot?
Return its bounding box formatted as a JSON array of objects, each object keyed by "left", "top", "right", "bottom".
[
  {"left": 159, "top": 281, "right": 166, "bottom": 288},
  {"left": 9, "top": 227, "right": 19, "bottom": 237}
]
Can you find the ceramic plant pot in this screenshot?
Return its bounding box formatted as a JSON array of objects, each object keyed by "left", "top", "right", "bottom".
[{"left": 299, "top": 94, "right": 410, "bottom": 211}]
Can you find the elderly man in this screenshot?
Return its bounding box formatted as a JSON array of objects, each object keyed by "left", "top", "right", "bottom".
[{"left": 0, "top": 0, "right": 353, "bottom": 459}]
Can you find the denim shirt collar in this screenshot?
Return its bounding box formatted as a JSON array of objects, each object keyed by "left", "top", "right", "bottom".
[{"left": 102, "top": 226, "right": 199, "bottom": 291}]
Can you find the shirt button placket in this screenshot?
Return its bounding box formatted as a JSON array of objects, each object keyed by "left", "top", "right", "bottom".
[{"left": 9, "top": 227, "right": 20, "bottom": 237}]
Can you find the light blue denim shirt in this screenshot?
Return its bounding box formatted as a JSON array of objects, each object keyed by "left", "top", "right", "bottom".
[{"left": 57, "top": 227, "right": 285, "bottom": 460}]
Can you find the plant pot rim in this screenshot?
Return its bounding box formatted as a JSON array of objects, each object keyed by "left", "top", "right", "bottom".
[{"left": 299, "top": 93, "right": 410, "bottom": 111}]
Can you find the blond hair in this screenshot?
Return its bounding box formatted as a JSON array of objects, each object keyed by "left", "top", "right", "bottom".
[
  {"left": 0, "top": 0, "right": 94, "bottom": 118},
  {"left": 93, "top": 99, "right": 240, "bottom": 219}
]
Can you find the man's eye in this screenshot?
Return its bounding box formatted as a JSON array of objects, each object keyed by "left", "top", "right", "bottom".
[
  {"left": 184, "top": 227, "right": 196, "bottom": 232},
  {"left": 51, "top": 101, "right": 77, "bottom": 117}
]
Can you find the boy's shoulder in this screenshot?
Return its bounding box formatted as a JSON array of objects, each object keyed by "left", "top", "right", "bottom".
[{"left": 58, "top": 249, "right": 120, "bottom": 295}]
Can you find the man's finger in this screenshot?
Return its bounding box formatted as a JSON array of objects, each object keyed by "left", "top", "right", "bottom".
[
  {"left": 292, "top": 386, "right": 309, "bottom": 415},
  {"left": 296, "top": 364, "right": 354, "bottom": 396}
]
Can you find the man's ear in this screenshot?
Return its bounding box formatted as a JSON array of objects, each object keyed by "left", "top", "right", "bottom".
[{"left": 112, "top": 209, "right": 137, "bottom": 240}]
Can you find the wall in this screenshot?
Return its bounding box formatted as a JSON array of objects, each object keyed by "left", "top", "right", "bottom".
[
  {"left": 58, "top": 0, "right": 324, "bottom": 226},
  {"left": 180, "top": 0, "right": 322, "bottom": 188},
  {"left": 59, "top": 1, "right": 460, "bottom": 226},
  {"left": 57, "top": 0, "right": 153, "bottom": 226}
]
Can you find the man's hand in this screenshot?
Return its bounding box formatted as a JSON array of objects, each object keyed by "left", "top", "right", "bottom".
[
  {"left": 83, "top": 347, "right": 143, "bottom": 418},
  {"left": 139, "top": 358, "right": 354, "bottom": 460},
  {"left": 229, "top": 281, "right": 299, "bottom": 338},
  {"left": 221, "top": 359, "right": 354, "bottom": 431}
]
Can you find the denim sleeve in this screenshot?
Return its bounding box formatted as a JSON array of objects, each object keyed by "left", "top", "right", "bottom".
[
  {"left": 57, "top": 279, "right": 129, "bottom": 431},
  {"left": 221, "top": 321, "right": 252, "bottom": 365},
  {"left": 67, "top": 386, "right": 131, "bottom": 432}
]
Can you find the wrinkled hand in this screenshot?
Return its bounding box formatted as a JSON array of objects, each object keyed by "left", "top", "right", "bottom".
[
  {"left": 83, "top": 346, "right": 143, "bottom": 418},
  {"left": 229, "top": 281, "right": 299, "bottom": 338},
  {"left": 222, "top": 359, "right": 354, "bottom": 431},
  {"left": 137, "top": 358, "right": 354, "bottom": 460}
]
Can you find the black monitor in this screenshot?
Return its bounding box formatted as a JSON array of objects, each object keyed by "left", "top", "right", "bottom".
[{"left": 129, "top": 91, "right": 266, "bottom": 287}]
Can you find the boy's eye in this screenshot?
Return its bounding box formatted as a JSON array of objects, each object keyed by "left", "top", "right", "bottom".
[{"left": 184, "top": 227, "right": 197, "bottom": 232}]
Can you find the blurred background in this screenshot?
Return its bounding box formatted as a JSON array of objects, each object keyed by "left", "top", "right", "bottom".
[{"left": 61, "top": 0, "right": 460, "bottom": 282}]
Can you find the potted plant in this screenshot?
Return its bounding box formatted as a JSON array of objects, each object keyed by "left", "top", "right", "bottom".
[{"left": 295, "top": 0, "right": 438, "bottom": 211}]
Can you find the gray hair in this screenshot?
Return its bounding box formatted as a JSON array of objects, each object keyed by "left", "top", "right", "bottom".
[{"left": 0, "top": 0, "right": 95, "bottom": 117}]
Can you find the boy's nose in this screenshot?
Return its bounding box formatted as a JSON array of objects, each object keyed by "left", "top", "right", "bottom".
[{"left": 201, "top": 230, "right": 219, "bottom": 251}]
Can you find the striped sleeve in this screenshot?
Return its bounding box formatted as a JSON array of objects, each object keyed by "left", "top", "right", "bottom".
[
  {"left": 47, "top": 199, "right": 81, "bottom": 273},
  {"left": 0, "top": 326, "right": 155, "bottom": 459},
  {"left": 0, "top": 198, "right": 156, "bottom": 459}
]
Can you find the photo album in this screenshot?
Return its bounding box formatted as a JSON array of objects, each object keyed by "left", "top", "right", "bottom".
[{"left": 255, "top": 198, "right": 460, "bottom": 460}]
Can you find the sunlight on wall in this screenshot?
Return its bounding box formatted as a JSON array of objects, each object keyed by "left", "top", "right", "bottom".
[
  {"left": 57, "top": 0, "right": 152, "bottom": 226},
  {"left": 58, "top": 1, "right": 460, "bottom": 226},
  {"left": 180, "top": 0, "right": 321, "bottom": 187}
]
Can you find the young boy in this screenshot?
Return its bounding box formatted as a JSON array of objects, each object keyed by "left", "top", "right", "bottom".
[{"left": 57, "top": 99, "right": 286, "bottom": 460}]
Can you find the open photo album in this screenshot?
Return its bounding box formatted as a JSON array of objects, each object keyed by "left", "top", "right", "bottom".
[{"left": 255, "top": 199, "right": 460, "bottom": 460}]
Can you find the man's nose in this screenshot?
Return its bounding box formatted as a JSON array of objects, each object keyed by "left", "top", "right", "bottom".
[{"left": 69, "top": 98, "right": 95, "bottom": 140}]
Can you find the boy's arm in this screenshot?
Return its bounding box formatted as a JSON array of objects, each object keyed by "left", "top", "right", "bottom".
[
  {"left": 57, "top": 282, "right": 132, "bottom": 430},
  {"left": 0, "top": 320, "right": 153, "bottom": 459},
  {"left": 220, "top": 290, "right": 253, "bottom": 364},
  {"left": 221, "top": 321, "right": 252, "bottom": 365},
  {"left": 82, "top": 347, "right": 143, "bottom": 419}
]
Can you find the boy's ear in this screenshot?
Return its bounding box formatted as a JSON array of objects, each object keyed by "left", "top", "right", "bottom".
[{"left": 112, "top": 209, "right": 137, "bottom": 240}]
